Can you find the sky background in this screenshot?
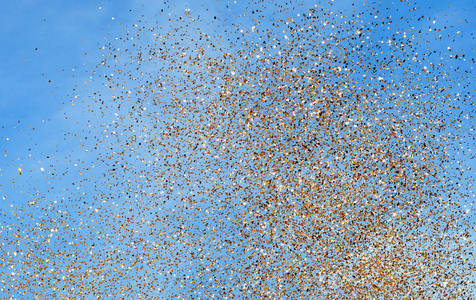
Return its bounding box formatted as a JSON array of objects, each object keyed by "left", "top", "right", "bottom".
[{"left": 1, "top": 0, "right": 476, "bottom": 299}]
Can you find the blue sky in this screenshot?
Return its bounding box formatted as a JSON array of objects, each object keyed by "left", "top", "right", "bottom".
[{"left": 1, "top": 0, "right": 476, "bottom": 299}]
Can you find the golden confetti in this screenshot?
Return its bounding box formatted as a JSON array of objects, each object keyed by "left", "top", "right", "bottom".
[{"left": 1, "top": 1, "right": 475, "bottom": 299}]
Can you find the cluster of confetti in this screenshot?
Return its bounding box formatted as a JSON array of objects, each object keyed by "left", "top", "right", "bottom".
[{"left": 1, "top": 0, "right": 476, "bottom": 299}]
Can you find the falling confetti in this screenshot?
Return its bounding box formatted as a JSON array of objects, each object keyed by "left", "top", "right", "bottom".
[{"left": 1, "top": 0, "right": 476, "bottom": 299}]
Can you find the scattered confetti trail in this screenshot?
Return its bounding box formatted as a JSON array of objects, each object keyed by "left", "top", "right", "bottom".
[{"left": 1, "top": 0, "right": 476, "bottom": 299}]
